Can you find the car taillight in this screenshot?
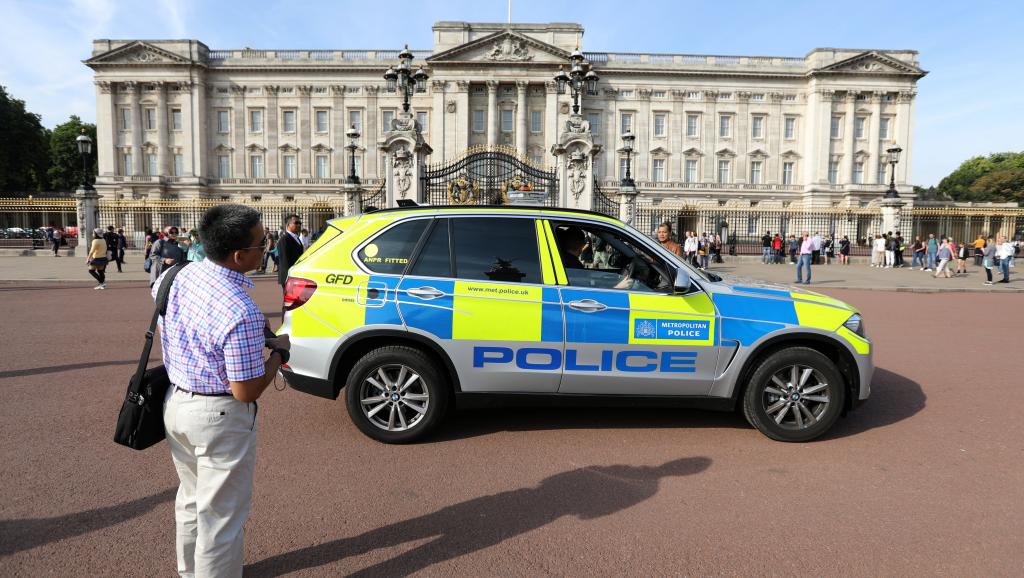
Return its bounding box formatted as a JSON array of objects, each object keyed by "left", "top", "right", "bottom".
[{"left": 283, "top": 277, "right": 317, "bottom": 311}]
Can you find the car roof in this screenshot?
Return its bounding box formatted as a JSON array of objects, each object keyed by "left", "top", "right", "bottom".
[{"left": 331, "top": 205, "right": 621, "bottom": 225}]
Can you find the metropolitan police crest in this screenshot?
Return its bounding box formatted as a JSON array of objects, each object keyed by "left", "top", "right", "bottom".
[{"left": 635, "top": 319, "right": 657, "bottom": 339}]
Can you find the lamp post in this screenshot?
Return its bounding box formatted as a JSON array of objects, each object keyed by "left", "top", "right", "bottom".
[
  {"left": 383, "top": 45, "right": 429, "bottom": 114},
  {"left": 885, "top": 144, "right": 903, "bottom": 199},
  {"left": 619, "top": 131, "right": 636, "bottom": 188},
  {"left": 554, "top": 47, "right": 599, "bottom": 115},
  {"left": 76, "top": 129, "right": 94, "bottom": 190},
  {"left": 345, "top": 125, "right": 361, "bottom": 185}
]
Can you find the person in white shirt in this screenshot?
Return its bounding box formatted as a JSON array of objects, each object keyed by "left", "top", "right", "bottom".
[
  {"left": 884, "top": 232, "right": 895, "bottom": 268},
  {"left": 811, "top": 232, "right": 822, "bottom": 264},
  {"left": 871, "top": 235, "right": 886, "bottom": 267},
  {"left": 995, "top": 236, "right": 1013, "bottom": 283},
  {"left": 299, "top": 228, "right": 311, "bottom": 249},
  {"left": 683, "top": 231, "right": 699, "bottom": 267}
]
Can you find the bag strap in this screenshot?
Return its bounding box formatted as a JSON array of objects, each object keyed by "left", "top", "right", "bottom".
[{"left": 128, "top": 263, "right": 188, "bottom": 393}]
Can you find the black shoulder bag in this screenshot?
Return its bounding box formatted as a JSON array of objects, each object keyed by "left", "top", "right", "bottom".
[{"left": 114, "top": 263, "right": 188, "bottom": 450}]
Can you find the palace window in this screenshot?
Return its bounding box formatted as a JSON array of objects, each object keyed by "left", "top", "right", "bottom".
[
  {"left": 315, "top": 110, "right": 329, "bottom": 133},
  {"left": 652, "top": 158, "right": 665, "bottom": 182},
  {"left": 685, "top": 159, "right": 697, "bottom": 183},
  {"left": 145, "top": 108, "right": 156, "bottom": 130},
  {"left": 416, "top": 111, "right": 428, "bottom": 132},
  {"left": 879, "top": 117, "right": 890, "bottom": 140},
  {"left": 283, "top": 155, "right": 296, "bottom": 179},
  {"left": 653, "top": 114, "right": 666, "bottom": 137},
  {"left": 472, "top": 110, "right": 485, "bottom": 133},
  {"left": 171, "top": 108, "right": 182, "bottom": 131},
  {"left": 173, "top": 154, "right": 183, "bottom": 177},
  {"left": 348, "top": 110, "right": 362, "bottom": 133},
  {"left": 586, "top": 112, "right": 600, "bottom": 135},
  {"left": 750, "top": 160, "right": 762, "bottom": 184},
  {"left": 619, "top": 157, "right": 628, "bottom": 180},
  {"left": 751, "top": 115, "right": 765, "bottom": 139},
  {"left": 381, "top": 110, "right": 394, "bottom": 133},
  {"left": 686, "top": 114, "right": 699, "bottom": 137},
  {"left": 782, "top": 162, "right": 794, "bottom": 185},
  {"left": 653, "top": 90, "right": 666, "bottom": 98},
  {"left": 784, "top": 94, "right": 797, "bottom": 102},
  {"left": 855, "top": 116, "right": 867, "bottom": 139},
  {"left": 352, "top": 155, "right": 362, "bottom": 178},
  {"left": 830, "top": 116, "right": 842, "bottom": 139},
  {"left": 217, "top": 110, "right": 229, "bottom": 133},
  {"left": 315, "top": 155, "right": 329, "bottom": 178},
  {"left": 120, "top": 108, "right": 131, "bottom": 130},
  {"left": 828, "top": 161, "right": 839, "bottom": 184},
  {"left": 122, "top": 152, "right": 133, "bottom": 175},
  {"left": 878, "top": 162, "right": 888, "bottom": 184},
  {"left": 620, "top": 113, "right": 633, "bottom": 135},
  {"left": 751, "top": 93, "right": 765, "bottom": 101},
  {"left": 718, "top": 160, "right": 730, "bottom": 183},
  {"left": 853, "top": 161, "right": 864, "bottom": 184},
  {"left": 784, "top": 117, "right": 796, "bottom": 140},
  {"left": 282, "top": 110, "right": 296, "bottom": 133},
  {"left": 217, "top": 155, "right": 230, "bottom": 178},
  {"left": 719, "top": 115, "right": 731, "bottom": 138},
  {"left": 250, "top": 155, "right": 264, "bottom": 178},
  {"left": 146, "top": 153, "right": 157, "bottom": 176},
  {"left": 249, "top": 109, "right": 263, "bottom": 133},
  {"left": 500, "top": 109, "right": 513, "bottom": 133},
  {"left": 531, "top": 110, "right": 542, "bottom": 133}
]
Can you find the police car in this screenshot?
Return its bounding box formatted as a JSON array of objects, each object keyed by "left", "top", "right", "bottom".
[{"left": 277, "top": 206, "right": 872, "bottom": 443}]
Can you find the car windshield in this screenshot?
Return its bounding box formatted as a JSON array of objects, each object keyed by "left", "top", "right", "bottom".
[{"left": 616, "top": 219, "right": 720, "bottom": 283}]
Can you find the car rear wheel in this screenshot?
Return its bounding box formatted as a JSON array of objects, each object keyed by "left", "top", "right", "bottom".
[
  {"left": 742, "top": 347, "right": 845, "bottom": 442},
  {"left": 345, "top": 345, "right": 449, "bottom": 444}
]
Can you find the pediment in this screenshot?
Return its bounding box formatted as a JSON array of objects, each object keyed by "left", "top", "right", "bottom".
[
  {"left": 311, "top": 143, "right": 333, "bottom": 153},
  {"left": 213, "top": 144, "right": 234, "bottom": 153},
  {"left": 748, "top": 148, "right": 769, "bottom": 158},
  {"left": 85, "top": 41, "right": 192, "bottom": 67},
  {"left": 682, "top": 147, "right": 703, "bottom": 157},
  {"left": 649, "top": 145, "right": 671, "bottom": 155},
  {"left": 854, "top": 149, "right": 871, "bottom": 159},
  {"left": 278, "top": 143, "right": 300, "bottom": 152},
  {"left": 780, "top": 149, "right": 802, "bottom": 159},
  {"left": 246, "top": 143, "right": 267, "bottom": 153},
  {"left": 816, "top": 51, "right": 924, "bottom": 76},
  {"left": 427, "top": 30, "right": 570, "bottom": 64},
  {"left": 715, "top": 147, "right": 737, "bottom": 158}
]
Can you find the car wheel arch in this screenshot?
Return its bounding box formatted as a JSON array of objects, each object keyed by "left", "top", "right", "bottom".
[{"left": 329, "top": 329, "right": 462, "bottom": 397}]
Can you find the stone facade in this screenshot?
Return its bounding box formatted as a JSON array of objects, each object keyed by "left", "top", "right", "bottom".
[{"left": 85, "top": 22, "right": 925, "bottom": 207}]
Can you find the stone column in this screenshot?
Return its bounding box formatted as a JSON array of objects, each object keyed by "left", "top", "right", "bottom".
[
  {"left": 516, "top": 81, "right": 528, "bottom": 157},
  {"left": 735, "top": 91, "right": 750, "bottom": 183},
  {"left": 298, "top": 85, "right": 313, "bottom": 177},
  {"left": 190, "top": 81, "right": 205, "bottom": 180},
  {"left": 767, "top": 92, "right": 783, "bottom": 183},
  {"left": 341, "top": 182, "right": 363, "bottom": 216},
  {"left": 75, "top": 187, "right": 101, "bottom": 252},
  {"left": 704, "top": 90, "right": 718, "bottom": 181},
  {"left": 881, "top": 198, "right": 906, "bottom": 234},
  {"left": 331, "top": 85, "right": 346, "bottom": 176},
  {"left": 156, "top": 82, "right": 169, "bottom": 176},
  {"left": 868, "top": 91, "right": 882, "bottom": 185},
  {"left": 814, "top": 89, "right": 833, "bottom": 185},
  {"left": 265, "top": 85, "right": 280, "bottom": 178},
  {"left": 364, "top": 85, "right": 380, "bottom": 179},
  {"left": 618, "top": 183, "right": 637, "bottom": 226},
  {"left": 128, "top": 82, "right": 143, "bottom": 176},
  {"left": 896, "top": 91, "right": 915, "bottom": 185},
  {"left": 486, "top": 80, "right": 498, "bottom": 146},
  {"left": 431, "top": 80, "right": 447, "bottom": 159},
  {"left": 544, "top": 81, "right": 559, "bottom": 164},
  {"left": 231, "top": 85, "right": 246, "bottom": 177},
  {"left": 380, "top": 113, "right": 432, "bottom": 207},
  {"left": 842, "top": 92, "right": 857, "bottom": 184},
  {"left": 95, "top": 81, "right": 116, "bottom": 178},
  {"left": 453, "top": 81, "right": 470, "bottom": 155},
  {"left": 551, "top": 115, "right": 600, "bottom": 211}
]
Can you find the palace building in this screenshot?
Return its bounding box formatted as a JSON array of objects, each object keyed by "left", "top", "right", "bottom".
[{"left": 85, "top": 21, "right": 926, "bottom": 211}]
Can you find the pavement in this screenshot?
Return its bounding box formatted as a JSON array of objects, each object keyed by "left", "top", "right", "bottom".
[
  {"left": 0, "top": 282, "right": 1021, "bottom": 576},
  {"left": 2, "top": 253, "right": 1019, "bottom": 293}
]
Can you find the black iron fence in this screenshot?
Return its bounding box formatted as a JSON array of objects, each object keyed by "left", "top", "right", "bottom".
[
  {"left": 592, "top": 180, "right": 619, "bottom": 218},
  {"left": 421, "top": 145, "right": 559, "bottom": 207},
  {"left": 360, "top": 180, "right": 386, "bottom": 212}
]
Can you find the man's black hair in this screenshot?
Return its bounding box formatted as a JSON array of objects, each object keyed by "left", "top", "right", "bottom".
[
  {"left": 555, "top": 226, "right": 586, "bottom": 250},
  {"left": 200, "top": 204, "right": 262, "bottom": 262},
  {"left": 285, "top": 214, "right": 301, "bottom": 225},
  {"left": 107, "top": 225, "right": 115, "bottom": 231}
]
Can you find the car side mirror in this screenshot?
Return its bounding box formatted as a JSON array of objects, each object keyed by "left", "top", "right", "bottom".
[{"left": 673, "top": 268, "right": 692, "bottom": 294}]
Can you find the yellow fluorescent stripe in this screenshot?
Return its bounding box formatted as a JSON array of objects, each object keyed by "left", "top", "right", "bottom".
[
  {"left": 452, "top": 282, "right": 542, "bottom": 341},
  {"left": 794, "top": 301, "right": 851, "bottom": 332},
  {"left": 535, "top": 219, "right": 556, "bottom": 285},
  {"left": 542, "top": 220, "right": 568, "bottom": 285},
  {"left": 790, "top": 290, "right": 855, "bottom": 311},
  {"left": 837, "top": 326, "right": 870, "bottom": 355}
]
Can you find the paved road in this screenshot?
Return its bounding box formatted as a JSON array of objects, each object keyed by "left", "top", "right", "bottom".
[{"left": 1, "top": 280, "right": 1021, "bottom": 576}]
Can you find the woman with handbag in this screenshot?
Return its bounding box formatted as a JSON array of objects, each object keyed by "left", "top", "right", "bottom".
[{"left": 86, "top": 227, "right": 109, "bottom": 290}]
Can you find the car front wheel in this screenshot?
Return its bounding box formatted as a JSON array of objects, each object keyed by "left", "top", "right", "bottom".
[
  {"left": 344, "top": 345, "right": 449, "bottom": 444},
  {"left": 742, "top": 347, "right": 846, "bottom": 442}
]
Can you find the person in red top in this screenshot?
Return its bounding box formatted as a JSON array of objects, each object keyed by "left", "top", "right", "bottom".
[{"left": 771, "top": 234, "right": 783, "bottom": 264}]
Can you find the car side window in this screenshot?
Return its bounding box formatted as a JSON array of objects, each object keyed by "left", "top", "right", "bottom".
[
  {"left": 409, "top": 219, "right": 451, "bottom": 278},
  {"left": 357, "top": 219, "right": 428, "bottom": 275},
  {"left": 451, "top": 217, "right": 542, "bottom": 284},
  {"left": 550, "top": 221, "right": 673, "bottom": 293}
]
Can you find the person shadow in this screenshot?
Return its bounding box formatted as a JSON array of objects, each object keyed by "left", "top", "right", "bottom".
[{"left": 246, "top": 456, "right": 711, "bottom": 577}]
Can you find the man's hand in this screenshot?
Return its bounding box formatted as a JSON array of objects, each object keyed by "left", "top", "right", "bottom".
[{"left": 266, "top": 334, "right": 291, "bottom": 351}]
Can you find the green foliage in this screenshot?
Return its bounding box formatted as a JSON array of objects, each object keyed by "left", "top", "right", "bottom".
[
  {"left": 47, "top": 116, "right": 97, "bottom": 192},
  {"left": 937, "top": 152, "right": 1024, "bottom": 205},
  {"left": 0, "top": 86, "right": 51, "bottom": 193}
]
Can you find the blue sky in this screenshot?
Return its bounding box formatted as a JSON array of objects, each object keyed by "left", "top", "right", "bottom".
[{"left": 2, "top": 0, "right": 1021, "bottom": 186}]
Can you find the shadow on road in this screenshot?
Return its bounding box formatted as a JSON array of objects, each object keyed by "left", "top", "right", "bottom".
[
  {"left": 824, "top": 367, "right": 926, "bottom": 439},
  {"left": 0, "top": 359, "right": 140, "bottom": 379},
  {"left": 246, "top": 457, "right": 711, "bottom": 577},
  {"left": 0, "top": 487, "right": 176, "bottom": 556}
]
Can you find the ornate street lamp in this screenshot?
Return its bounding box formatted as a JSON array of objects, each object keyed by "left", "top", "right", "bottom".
[
  {"left": 554, "top": 47, "right": 598, "bottom": 115},
  {"left": 619, "top": 131, "right": 636, "bottom": 188},
  {"left": 345, "top": 124, "right": 361, "bottom": 185},
  {"left": 76, "top": 129, "right": 94, "bottom": 190},
  {"left": 885, "top": 144, "right": 903, "bottom": 199},
  {"left": 384, "top": 44, "right": 429, "bottom": 114}
]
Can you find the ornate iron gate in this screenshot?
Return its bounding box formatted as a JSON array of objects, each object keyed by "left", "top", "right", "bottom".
[{"left": 421, "top": 145, "right": 558, "bottom": 207}]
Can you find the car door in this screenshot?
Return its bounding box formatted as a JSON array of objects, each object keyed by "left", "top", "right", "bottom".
[
  {"left": 399, "top": 215, "right": 563, "bottom": 393},
  {"left": 544, "top": 219, "right": 718, "bottom": 396}
]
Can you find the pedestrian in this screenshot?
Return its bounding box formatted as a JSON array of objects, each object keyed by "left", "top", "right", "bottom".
[
  {"left": 982, "top": 237, "right": 997, "bottom": 285},
  {"left": 934, "top": 239, "right": 953, "bottom": 278},
  {"left": 683, "top": 231, "right": 698, "bottom": 267},
  {"left": 698, "top": 234, "right": 710, "bottom": 269},
  {"left": 276, "top": 214, "right": 305, "bottom": 291},
  {"left": 788, "top": 234, "right": 799, "bottom": 264},
  {"left": 839, "top": 235, "right": 851, "bottom": 265},
  {"left": 117, "top": 228, "right": 128, "bottom": 265},
  {"left": 50, "top": 223, "right": 63, "bottom": 257},
  {"left": 103, "top": 225, "right": 123, "bottom": 273},
  {"left": 811, "top": 232, "right": 822, "bottom": 265},
  {"left": 761, "top": 231, "right": 772, "bottom": 264},
  {"left": 973, "top": 235, "right": 986, "bottom": 267},
  {"left": 894, "top": 231, "right": 905, "bottom": 267},
  {"left": 772, "top": 233, "right": 783, "bottom": 264},
  {"left": 149, "top": 227, "right": 185, "bottom": 287},
  {"left": 925, "top": 233, "right": 938, "bottom": 271},
  {"left": 187, "top": 230, "right": 206, "bottom": 262},
  {"left": 86, "top": 228, "right": 108, "bottom": 290},
  {"left": 910, "top": 236, "right": 925, "bottom": 270},
  {"left": 796, "top": 233, "right": 813, "bottom": 284},
  {"left": 157, "top": 204, "right": 291, "bottom": 577},
  {"left": 823, "top": 235, "right": 834, "bottom": 265},
  {"left": 871, "top": 234, "right": 885, "bottom": 268},
  {"left": 655, "top": 222, "right": 683, "bottom": 257},
  {"left": 995, "top": 235, "right": 1013, "bottom": 283},
  {"left": 713, "top": 234, "right": 723, "bottom": 264},
  {"left": 884, "top": 232, "right": 895, "bottom": 269},
  {"left": 954, "top": 239, "right": 969, "bottom": 277}
]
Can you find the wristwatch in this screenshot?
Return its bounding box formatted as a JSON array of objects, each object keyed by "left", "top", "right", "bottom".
[{"left": 270, "top": 347, "right": 290, "bottom": 365}]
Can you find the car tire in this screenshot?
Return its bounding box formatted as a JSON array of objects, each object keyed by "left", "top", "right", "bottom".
[
  {"left": 345, "top": 345, "right": 449, "bottom": 444},
  {"left": 742, "top": 347, "right": 846, "bottom": 442}
]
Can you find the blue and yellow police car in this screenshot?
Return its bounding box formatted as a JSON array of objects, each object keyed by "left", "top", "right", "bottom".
[{"left": 278, "top": 205, "right": 872, "bottom": 443}]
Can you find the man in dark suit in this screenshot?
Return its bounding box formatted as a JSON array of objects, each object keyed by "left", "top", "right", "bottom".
[{"left": 276, "top": 214, "right": 304, "bottom": 291}]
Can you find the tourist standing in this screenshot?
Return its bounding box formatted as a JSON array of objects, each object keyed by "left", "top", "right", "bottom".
[
  {"left": 894, "top": 231, "right": 905, "bottom": 268},
  {"left": 982, "top": 237, "right": 996, "bottom": 285},
  {"left": 934, "top": 239, "right": 953, "bottom": 278},
  {"left": 883, "top": 233, "right": 895, "bottom": 268},
  {"left": 839, "top": 235, "right": 851, "bottom": 265},
  {"left": 103, "top": 226, "right": 122, "bottom": 273},
  {"left": 871, "top": 234, "right": 885, "bottom": 268},
  {"left": 51, "top": 224, "right": 63, "bottom": 257},
  {"left": 996, "top": 236, "right": 1013, "bottom": 283},
  {"left": 761, "top": 231, "right": 772, "bottom": 264},
  {"left": 910, "top": 236, "right": 925, "bottom": 269},
  {"left": 925, "top": 233, "right": 938, "bottom": 271},
  {"left": 973, "top": 235, "right": 986, "bottom": 266},
  {"left": 116, "top": 228, "right": 128, "bottom": 265},
  {"left": 86, "top": 228, "right": 108, "bottom": 290},
  {"left": 187, "top": 230, "right": 206, "bottom": 262},
  {"left": 823, "top": 235, "right": 834, "bottom": 265},
  {"left": 683, "top": 231, "right": 699, "bottom": 267},
  {"left": 788, "top": 234, "right": 799, "bottom": 264},
  {"left": 796, "top": 233, "right": 813, "bottom": 284},
  {"left": 811, "top": 232, "right": 822, "bottom": 265},
  {"left": 955, "top": 239, "right": 969, "bottom": 276},
  {"left": 656, "top": 222, "right": 683, "bottom": 257},
  {"left": 277, "top": 215, "right": 305, "bottom": 291},
  {"left": 772, "top": 233, "right": 783, "bottom": 264}
]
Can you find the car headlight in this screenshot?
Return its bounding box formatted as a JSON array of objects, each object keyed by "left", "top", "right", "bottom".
[{"left": 843, "top": 314, "right": 865, "bottom": 337}]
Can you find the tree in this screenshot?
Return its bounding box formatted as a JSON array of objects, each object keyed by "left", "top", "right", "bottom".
[
  {"left": 47, "top": 116, "right": 97, "bottom": 192},
  {"left": 0, "top": 86, "right": 50, "bottom": 194},
  {"left": 936, "top": 152, "right": 1024, "bottom": 205},
  {"left": 970, "top": 168, "right": 1024, "bottom": 205}
]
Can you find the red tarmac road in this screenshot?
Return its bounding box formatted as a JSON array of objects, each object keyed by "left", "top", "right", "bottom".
[{"left": 0, "top": 280, "right": 1022, "bottom": 576}]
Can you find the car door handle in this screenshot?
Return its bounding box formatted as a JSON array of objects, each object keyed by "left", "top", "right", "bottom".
[
  {"left": 568, "top": 299, "right": 607, "bottom": 313},
  {"left": 406, "top": 286, "right": 446, "bottom": 300}
]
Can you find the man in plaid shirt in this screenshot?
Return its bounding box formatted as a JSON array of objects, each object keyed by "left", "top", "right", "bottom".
[{"left": 155, "top": 204, "right": 290, "bottom": 577}]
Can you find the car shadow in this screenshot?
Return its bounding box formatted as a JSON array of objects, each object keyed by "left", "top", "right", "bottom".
[
  {"left": 245, "top": 456, "right": 711, "bottom": 577},
  {"left": 0, "top": 359, "right": 140, "bottom": 380},
  {"left": 425, "top": 366, "right": 923, "bottom": 443},
  {"left": 0, "top": 487, "right": 176, "bottom": 556}
]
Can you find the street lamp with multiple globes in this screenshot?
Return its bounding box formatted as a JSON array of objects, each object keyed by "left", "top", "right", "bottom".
[
  {"left": 345, "top": 124, "right": 361, "bottom": 185},
  {"left": 75, "top": 129, "right": 94, "bottom": 190},
  {"left": 554, "top": 47, "right": 598, "bottom": 114},
  {"left": 619, "top": 131, "right": 636, "bottom": 188},
  {"left": 885, "top": 144, "right": 903, "bottom": 198},
  {"left": 383, "top": 45, "right": 429, "bottom": 114}
]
